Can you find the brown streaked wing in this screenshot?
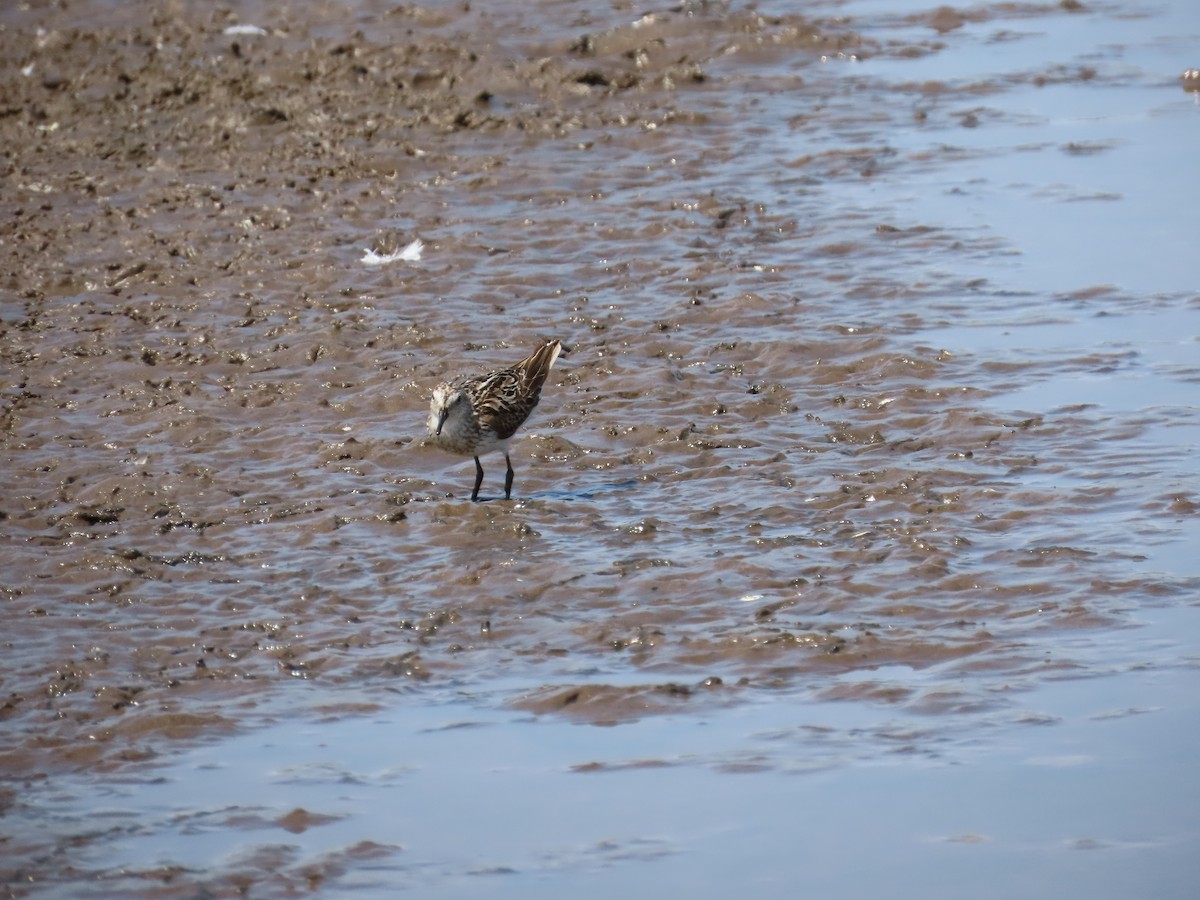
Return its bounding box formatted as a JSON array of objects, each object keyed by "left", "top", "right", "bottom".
[
  {"left": 516, "top": 340, "right": 561, "bottom": 396},
  {"left": 460, "top": 341, "right": 560, "bottom": 441},
  {"left": 468, "top": 369, "right": 536, "bottom": 440}
]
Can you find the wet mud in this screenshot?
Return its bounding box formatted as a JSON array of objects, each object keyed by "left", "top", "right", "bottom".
[{"left": 2, "top": 0, "right": 1198, "bottom": 896}]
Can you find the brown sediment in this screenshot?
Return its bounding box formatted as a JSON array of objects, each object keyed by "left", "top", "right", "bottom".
[
  {"left": 1, "top": 0, "right": 1198, "bottom": 896},
  {"left": 0, "top": 0, "right": 1194, "bottom": 789}
]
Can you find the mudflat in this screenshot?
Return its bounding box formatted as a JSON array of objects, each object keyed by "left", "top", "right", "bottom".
[{"left": 2, "top": 1, "right": 1198, "bottom": 896}]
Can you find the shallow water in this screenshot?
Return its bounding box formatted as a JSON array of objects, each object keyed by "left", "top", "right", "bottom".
[
  {"left": 1, "top": 0, "right": 1198, "bottom": 896},
  {"left": 20, "top": 606, "right": 1200, "bottom": 897}
]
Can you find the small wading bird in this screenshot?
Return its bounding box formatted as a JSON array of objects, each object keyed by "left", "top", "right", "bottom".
[{"left": 427, "top": 339, "right": 563, "bottom": 501}]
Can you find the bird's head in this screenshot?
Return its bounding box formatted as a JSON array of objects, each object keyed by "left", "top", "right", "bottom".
[{"left": 428, "top": 384, "right": 468, "bottom": 437}]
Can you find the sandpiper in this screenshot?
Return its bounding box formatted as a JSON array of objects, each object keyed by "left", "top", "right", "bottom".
[{"left": 427, "top": 339, "right": 563, "bottom": 501}]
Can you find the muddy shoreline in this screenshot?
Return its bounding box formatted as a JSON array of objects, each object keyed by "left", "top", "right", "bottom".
[
  {"left": 2, "top": 1, "right": 1198, "bottom": 896},
  {"left": 0, "top": 0, "right": 897, "bottom": 779}
]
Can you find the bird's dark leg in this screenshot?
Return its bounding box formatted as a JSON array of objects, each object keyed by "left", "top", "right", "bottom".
[
  {"left": 504, "top": 454, "right": 514, "bottom": 500},
  {"left": 471, "top": 456, "right": 484, "bottom": 502}
]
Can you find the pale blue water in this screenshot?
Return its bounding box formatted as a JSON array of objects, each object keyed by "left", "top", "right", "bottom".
[{"left": 25, "top": 605, "right": 1200, "bottom": 898}]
